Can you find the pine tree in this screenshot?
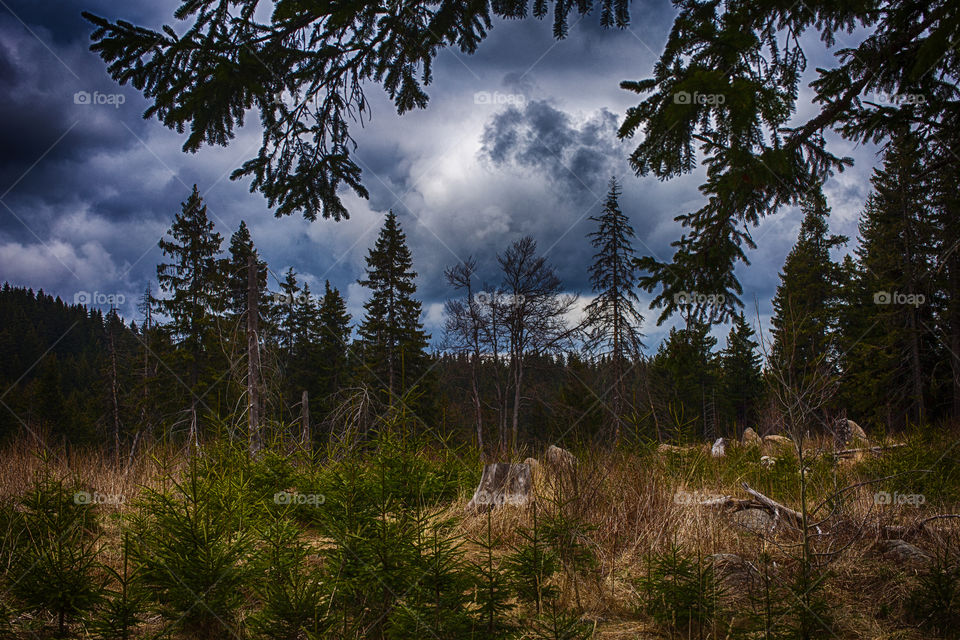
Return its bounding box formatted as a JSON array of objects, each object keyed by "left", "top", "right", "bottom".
[
  {"left": 356, "top": 211, "right": 430, "bottom": 407},
  {"left": 719, "top": 313, "right": 763, "bottom": 435},
  {"left": 583, "top": 177, "right": 644, "bottom": 444},
  {"left": 156, "top": 186, "right": 224, "bottom": 442},
  {"left": 769, "top": 187, "right": 846, "bottom": 412}
]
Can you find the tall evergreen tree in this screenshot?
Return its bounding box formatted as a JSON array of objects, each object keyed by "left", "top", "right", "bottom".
[
  {"left": 931, "top": 148, "right": 960, "bottom": 420},
  {"left": 840, "top": 135, "right": 936, "bottom": 428},
  {"left": 719, "top": 313, "right": 763, "bottom": 435},
  {"left": 356, "top": 211, "right": 430, "bottom": 407},
  {"left": 316, "top": 281, "right": 352, "bottom": 406},
  {"left": 583, "top": 177, "right": 644, "bottom": 444},
  {"left": 156, "top": 185, "right": 224, "bottom": 441},
  {"left": 649, "top": 317, "right": 718, "bottom": 441},
  {"left": 223, "top": 220, "right": 268, "bottom": 329},
  {"left": 769, "top": 188, "right": 846, "bottom": 409}
]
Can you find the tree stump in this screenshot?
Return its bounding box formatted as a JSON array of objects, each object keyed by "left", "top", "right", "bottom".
[{"left": 465, "top": 463, "right": 532, "bottom": 513}]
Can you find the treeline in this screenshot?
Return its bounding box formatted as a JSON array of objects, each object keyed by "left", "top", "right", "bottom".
[{"left": 2, "top": 134, "right": 958, "bottom": 453}]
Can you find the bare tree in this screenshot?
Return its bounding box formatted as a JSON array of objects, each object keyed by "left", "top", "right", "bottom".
[
  {"left": 498, "top": 237, "right": 578, "bottom": 452},
  {"left": 443, "top": 258, "right": 487, "bottom": 453}
]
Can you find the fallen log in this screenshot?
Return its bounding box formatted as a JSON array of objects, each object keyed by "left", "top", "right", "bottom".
[
  {"left": 741, "top": 482, "right": 805, "bottom": 529},
  {"left": 833, "top": 443, "right": 906, "bottom": 457}
]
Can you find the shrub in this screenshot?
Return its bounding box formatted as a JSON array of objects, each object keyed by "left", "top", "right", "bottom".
[
  {"left": 248, "top": 513, "right": 327, "bottom": 640},
  {"left": 131, "top": 459, "right": 253, "bottom": 638},
  {"left": 7, "top": 473, "right": 104, "bottom": 637},
  {"left": 636, "top": 545, "right": 724, "bottom": 637}
]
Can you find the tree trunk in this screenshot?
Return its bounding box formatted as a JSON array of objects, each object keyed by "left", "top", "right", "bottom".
[
  {"left": 301, "top": 389, "right": 310, "bottom": 448},
  {"left": 247, "top": 256, "right": 261, "bottom": 456}
]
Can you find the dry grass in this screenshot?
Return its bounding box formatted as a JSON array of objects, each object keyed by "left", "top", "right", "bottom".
[{"left": 1, "top": 431, "right": 957, "bottom": 638}]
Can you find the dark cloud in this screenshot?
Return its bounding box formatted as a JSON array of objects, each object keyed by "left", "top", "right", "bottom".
[{"left": 480, "top": 99, "right": 625, "bottom": 198}]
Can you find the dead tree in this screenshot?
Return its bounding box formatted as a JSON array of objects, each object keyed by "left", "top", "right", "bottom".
[
  {"left": 498, "top": 237, "right": 578, "bottom": 452},
  {"left": 443, "top": 258, "right": 487, "bottom": 453},
  {"left": 247, "top": 255, "right": 262, "bottom": 455}
]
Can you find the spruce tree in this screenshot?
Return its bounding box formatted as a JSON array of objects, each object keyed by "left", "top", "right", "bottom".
[
  {"left": 769, "top": 188, "right": 846, "bottom": 409},
  {"left": 719, "top": 313, "right": 763, "bottom": 435},
  {"left": 224, "top": 220, "right": 268, "bottom": 331},
  {"left": 156, "top": 186, "right": 224, "bottom": 441},
  {"left": 649, "top": 317, "right": 719, "bottom": 441},
  {"left": 316, "top": 281, "right": 352, "bottom": 412},
  {"left": 356, "top": 211, "right": 430, "bottom": 407},
  {"left": 583, "top": 177, "right": 644, "bottom": 444},
  {"left": 840, "top": 135, "right": 936, "bottom": 428},
  {"left": 275, "top": 268, "right": 300, "bottom": 363}
]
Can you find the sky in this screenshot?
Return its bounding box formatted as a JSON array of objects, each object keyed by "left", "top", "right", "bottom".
[{"left": 0, "top": 0, "right": 880, "bottom": 352}]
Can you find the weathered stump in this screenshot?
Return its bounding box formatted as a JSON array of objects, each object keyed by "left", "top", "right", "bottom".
[{"left": 465, "top": 463, "right": 532, "bottom": 513}]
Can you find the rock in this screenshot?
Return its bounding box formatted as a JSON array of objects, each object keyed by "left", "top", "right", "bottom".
[
  {"left": 741, "top": 427, "right": 762, "bottom": 447},
  {"left": 465, "top": 463, "right": 532, "bottom": 513},
  {"left": 731, "top": 508, "right": 775, "bottom": 533},
  {"left": 760, "top": 455, "right": 776, "bottom": 469},
  {"left": 545, "top": 445, "right": 576, "bottom": 468},
  {"left": 848, "top": 419, "right": 868, "bottom": 442},
  {"left": 763, "top": 434, "right": 793, "bottom": 451},
  {"left": 711, "top": 437, "right": 728, "bottom": 458},
  {"left": 708, "top": 553, "right": 759, "bottom": 593},
  {"left": 877, "top": 539, "right": 931, "bottom": 568}
]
